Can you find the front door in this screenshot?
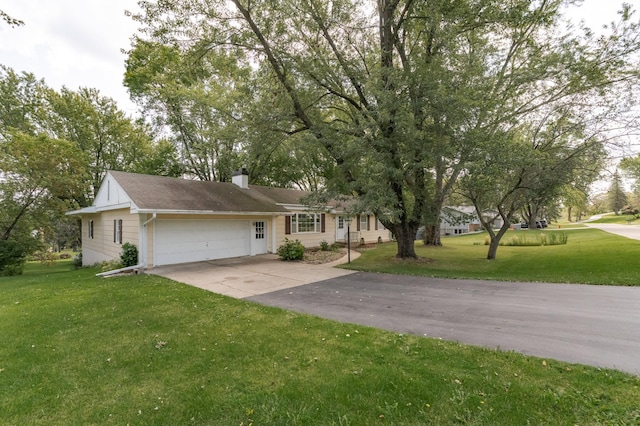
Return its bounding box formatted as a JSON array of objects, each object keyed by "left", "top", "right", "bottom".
[
  {"left": 251, "top": 220, "right": 268, "bottom": 255},
  {"left": 336, "top": 216, "right": 347, "bottom": 242}
]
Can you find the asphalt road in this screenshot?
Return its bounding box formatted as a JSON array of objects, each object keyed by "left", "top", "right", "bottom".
[{"left": 248, "top": 272, "right": 640, "bottom": 375}]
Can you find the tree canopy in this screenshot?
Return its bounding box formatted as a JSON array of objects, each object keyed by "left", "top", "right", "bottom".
[{"left": 128, "top": 0, "right": 640, "bottom": 258}]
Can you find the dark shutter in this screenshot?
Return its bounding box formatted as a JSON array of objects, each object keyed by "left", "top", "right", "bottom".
[
  {"left": 367, "top": 215, "right": 370, "bottom": 231},
  {"left": 357, "top": 215, "right": 361, "bottom": 231},
  {"left": 113, "top": 219, "right": 116, "bottom": 242},
  {"left": 285, "top": 216, "right": 291, "bottom": 234},
  {"left": 375, "top": 216, "right": 378, "bottom": 230},
  {"left": 321, "top": 214, "right": 326, "bottom": 233},
  {"left": 118, "top": 219, "right": 123, "bottom": 244}
]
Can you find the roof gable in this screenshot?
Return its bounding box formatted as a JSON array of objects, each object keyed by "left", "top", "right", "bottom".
[{"left": 93, "top": 171, "right": 133, "bottom": 209}]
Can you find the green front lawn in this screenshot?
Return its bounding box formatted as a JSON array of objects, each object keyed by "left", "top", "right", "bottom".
[
  {"left": 346, "top": 228, "right": 640, "bottom": 285},
  {"left": 589, "top": 213, "right": 640, "bottom": 224}
]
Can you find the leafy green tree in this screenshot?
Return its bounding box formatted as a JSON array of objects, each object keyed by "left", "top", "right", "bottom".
[
  {"left": 608, "top": 170, "right": 627, "bottom": 215},
  {"left": 459, "top": 112, "right": 605, "bottom": 259},
  {"left": 0, "top": 132, "right": 86, "bottom": 273},
  {"left": 563, "top": 186, "right": 589, "bottom": 222},
  {"left": 44, "top": 87, "right": 180, "bottom": 202},
  {"left": 124, "top": 40, "right": 248, "bottom": 182},
  {"left": 0, "top": 67, "right": 47, "bottom": 139},
  {"left": 129, "top": 0, "right": 640, "bottom": 258}
]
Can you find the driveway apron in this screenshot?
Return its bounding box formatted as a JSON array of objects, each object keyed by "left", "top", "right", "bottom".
[{"left": 148, "top": 253, "right": 359, "bottom": 298}]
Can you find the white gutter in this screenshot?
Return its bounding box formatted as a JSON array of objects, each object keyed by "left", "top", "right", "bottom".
[
  {"left": 141, "top": 213, "right": 157, "bottom": 268},
  {"left": 143, "top": 212, "right": 157, "bottom": 226}
]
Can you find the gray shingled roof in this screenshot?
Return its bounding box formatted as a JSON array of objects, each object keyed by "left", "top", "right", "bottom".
[{"left": 110, "top": 171, "right": 303, "bottom": 213}]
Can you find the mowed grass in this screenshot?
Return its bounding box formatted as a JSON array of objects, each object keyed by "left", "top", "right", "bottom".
[
  {"left": 2, "top": 261, "right": 640, "bottom": 425},
  {"left": 347, "top": 228, "right": 640, "bottom": 285},
  {"left": 589, "top": 214, "right": 640, "bottom": 224}
]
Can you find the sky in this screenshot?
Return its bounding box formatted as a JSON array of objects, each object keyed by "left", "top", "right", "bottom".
[{"left": 0, "top": 0, "right": 631, "bottom": 117}]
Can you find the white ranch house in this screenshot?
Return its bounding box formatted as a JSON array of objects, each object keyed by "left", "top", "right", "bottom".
[{"left": 67, "top": 170, "right": 392, "bottom": 268}]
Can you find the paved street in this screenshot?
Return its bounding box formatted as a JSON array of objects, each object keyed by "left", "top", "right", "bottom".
[{"left": 248, "top": 272, "right": 640, "bottom": 375}]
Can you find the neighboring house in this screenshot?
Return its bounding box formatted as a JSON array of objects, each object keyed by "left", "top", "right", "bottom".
[
  {"left": 440, "top": 206, "right": 505, "bottom": 235},
  {"left": 67, "top": 170, "right": 392, "bottom": 268}
]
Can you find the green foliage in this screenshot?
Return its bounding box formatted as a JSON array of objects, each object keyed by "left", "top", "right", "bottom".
[
  {"left": 0, "top": 239, "right": 34, "bottom": 276},
  {"left": 607, "top": 170, "right": 627, "bottom": 214},
  {"left": 99, "top": 260, "right": 122, "bottom": 272},
  {"left": 277, "top": 238, "right": 305, "bottom": 261},
  {"left": 319, "top": 240, "right": 330, "bottom": 251},
  {"left": 120, "top": 242, "right": 139, "bottom": 267},
  {"left": 71, "top": 253, "right": 82, "bottom": 269},
  {"left": 501, "top": 232, "right": 568, "bottom": 247}
]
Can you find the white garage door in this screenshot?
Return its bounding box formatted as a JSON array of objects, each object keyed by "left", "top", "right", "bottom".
[{"left": 155, "top": 219, "right": 251, "bottom": 266}]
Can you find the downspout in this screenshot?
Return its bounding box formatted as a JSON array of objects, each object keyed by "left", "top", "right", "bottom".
[{"left": 141, "top": 213, "right": 156, "bottom": 267}]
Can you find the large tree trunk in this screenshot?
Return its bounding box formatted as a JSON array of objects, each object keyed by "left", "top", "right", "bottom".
[
  {"left": 423, "top": 224, "right": 441, "bottom": 246},
  {"left": 486, "top": 223, "right": 512, "bottom": 260},
  {"left": 393, "top": 222, "right": 418, "bottom": 259}
]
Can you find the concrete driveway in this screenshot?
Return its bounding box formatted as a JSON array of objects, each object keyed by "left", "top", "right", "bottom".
[
  {"left": 148, "top": 252, "right": 359, "bottom": 298},
  {"left": 248, "top": 273, "right": 640, "bottom": 375},
  {"left": 584, "top": 222, "right": 640, "bottom": 240}
]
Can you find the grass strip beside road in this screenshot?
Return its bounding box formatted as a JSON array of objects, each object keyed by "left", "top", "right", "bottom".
[
  {"left": 1, "top": 261, "right": 639, "bottom": 424},
  {"left": 346, "top": 228, "right": 640, "bottom": 286}
]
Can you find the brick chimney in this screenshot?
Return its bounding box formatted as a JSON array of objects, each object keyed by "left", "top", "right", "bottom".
[{"left": 232, "top": 168, "right": 249, "bottom": 189}]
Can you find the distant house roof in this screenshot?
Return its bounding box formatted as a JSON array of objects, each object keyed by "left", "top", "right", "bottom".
[{"left": 69, "top": 171, "right": 338, "bottom": 216}]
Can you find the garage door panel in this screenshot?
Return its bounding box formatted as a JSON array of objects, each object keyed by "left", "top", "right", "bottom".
[{"left": 155, "top": 220, "right": 251, "bottom": 266}]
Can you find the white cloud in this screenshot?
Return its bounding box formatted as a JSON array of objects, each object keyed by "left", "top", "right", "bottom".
[{"left": 0, "top": 0, "right": 139, "bottom": 114}]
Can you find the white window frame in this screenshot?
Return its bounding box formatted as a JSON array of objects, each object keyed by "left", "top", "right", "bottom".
[
  {"left": 291, "top": 213, "right": 321, "bottom": 234},
  {"left": 255, "top": 221, "right": 265, "bottom": 239},
  {"left": 360, "top": 215, "right": 369, "bottom": 231},
  {"left": 114, "top": 219, "right": 123, "bottom": 244}
]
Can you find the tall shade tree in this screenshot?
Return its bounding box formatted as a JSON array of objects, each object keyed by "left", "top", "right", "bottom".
[
  {"left": 129, "top": 0, "right": 640, "bottom": 258},
  {"left": 0, "top": 66, "right": 178, "bottom": 205},
  {"left": 0, "top": 67, "right": 47, "bottom": 139},
  {"left": 44, "top": 87, "right": 181, "bottom": 203},
  {"left": 0, "top": 132, "right": 85, "bottom": 274},
  {"left": 124, "top": 40, "right": 250, "bottom": 182}
]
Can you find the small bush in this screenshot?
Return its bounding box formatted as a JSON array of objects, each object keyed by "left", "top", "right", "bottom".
[
  {"left": 72, "top": 253, "right": 83, "bottom": 269},
  {"left": 120, "top": 242, "right": 139, "bottom": 267},
  {"left": 32, "top": 250, "right": 58, "bottom": 265},
  {"left": 319, "top": 240, "right": 330, "bottom": 251},
  {"left": 59, "top": 253, "right": 72, "bottom": 259},
  {"left": 0, "top": 239, "right": 38, "bottom": 276},
  {"left": 277, "top": 238, "right": 305, "bottom": 261}
]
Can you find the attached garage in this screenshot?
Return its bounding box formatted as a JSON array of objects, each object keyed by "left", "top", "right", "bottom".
[{"left": 155, "top": 219, "right": 252, "bottom": 266}]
